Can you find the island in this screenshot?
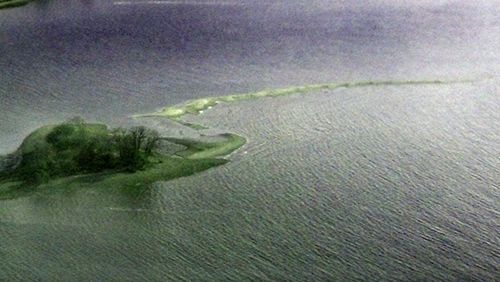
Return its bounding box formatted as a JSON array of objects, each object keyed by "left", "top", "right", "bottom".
[
  {"left": 0, "top": 118, "right": 245, "bottom": 199},
  {"left": 0, "top": 79, "right": 469, "bottom": 200},
  {"left": 0, "top": 0, "right": 31, "bottom": 9}
]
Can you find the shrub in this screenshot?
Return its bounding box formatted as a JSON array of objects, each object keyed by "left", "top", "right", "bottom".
[{"left": 17, "top": 143, "right": 55, "bottom": 184}]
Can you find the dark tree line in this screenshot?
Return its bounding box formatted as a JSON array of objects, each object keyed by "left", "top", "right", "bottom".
[{"left": 15, "top": 119, "right": 160, "bottom": 184}]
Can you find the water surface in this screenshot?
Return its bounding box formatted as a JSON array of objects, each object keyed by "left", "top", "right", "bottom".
[{"left": 0, "top": 0, "right": 499, "bottom": 280}]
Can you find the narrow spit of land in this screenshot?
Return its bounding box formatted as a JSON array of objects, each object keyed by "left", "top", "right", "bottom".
[{"left": 135, "top": 79, "right": 473, "bottom": 121}]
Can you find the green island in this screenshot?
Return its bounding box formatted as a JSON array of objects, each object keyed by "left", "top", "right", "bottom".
[
  {"left": 0, "top": 0, "right": 31, "bottom": 9},
  {"left": 1, "top": 79, "right": 474, "bottom": 200},
  {"left": 0, "top": 118, "right": 245, "bottom": 200}
]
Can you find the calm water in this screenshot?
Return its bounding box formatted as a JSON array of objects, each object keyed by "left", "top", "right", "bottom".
[{"left": 1, "top": 0, "right": 499, "bottom": 280}]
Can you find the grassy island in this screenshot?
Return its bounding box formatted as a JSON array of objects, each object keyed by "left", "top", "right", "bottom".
[
  {"left": 0, "top": 0, "right": 30, "bottom": 9},
  {"left": 0, "top": 118, "right": 245, "bottom": 200}
]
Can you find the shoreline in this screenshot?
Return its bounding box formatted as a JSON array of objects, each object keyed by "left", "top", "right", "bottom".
[
  {"left": 0, "top": 126, "right": 247, "bottom": 200},
  {"left": 1, "top": 78, "right": 475, "bottom": 200},
  {"left": 133, "top": 79, "right": 474, "bottom": 120},
  {"left": 165, "top": 133, "right": 246, "bottom": 159}
]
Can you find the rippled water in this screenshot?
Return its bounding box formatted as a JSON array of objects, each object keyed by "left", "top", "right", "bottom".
[{"left": 1, "top": 0, "right": 499, "bottom": 280}]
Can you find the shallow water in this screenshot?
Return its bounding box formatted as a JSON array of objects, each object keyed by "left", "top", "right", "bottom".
[{"left": 1, "top": 0, "right": 499, "bottom": 280}]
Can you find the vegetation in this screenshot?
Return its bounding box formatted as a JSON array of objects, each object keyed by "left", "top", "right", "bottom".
[
  {"left": 0, "top": 0, "right": 31, "bottom": 9},
  {"left": 135, "top": 79, "right": 472, "bottom": 120},
  {"left": 3, "top": 118, "right": 161, "bottom": 185},
  {"left": 0, "top": 118, "right": 246, "bottom": 200},
  {"left": 166, "top": 133, "right": 246, "bottom": 159},
  {"left": 0, "top": 156, "right": 227, "bottom": 200}
]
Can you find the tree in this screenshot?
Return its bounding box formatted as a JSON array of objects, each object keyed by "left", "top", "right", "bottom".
[
  {"left": 17, "top": 143, "right": 55, "bottom": 185},
  {"left": 128, "top": 126, "right": 160, "bottom": 156},
  {"left": 144, "top": 130, "right": 160, "bottom": 156},
  {"left": 76, "top": 136, "right": 115, "bottom": 172},
  {"left": 46, "top": 124, "right": 76, "bottom": 151},
  {"left": 112, "top": 126, "right": 160, "bottom": 171},
  {"left": 15, "top": 120, "right": 162, "bottom": 185}
]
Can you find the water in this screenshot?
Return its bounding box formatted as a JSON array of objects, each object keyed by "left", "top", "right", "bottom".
[{"left": 1, "top": 0, "right": 499, "bottom": 280}]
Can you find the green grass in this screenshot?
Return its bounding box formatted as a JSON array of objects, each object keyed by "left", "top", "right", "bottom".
[
  {"left": 17, "top": 123, "right": 108, "bottom": 154},
  {"left": 176, "top": 120, "right": 210, "bottom": 130},
  {"left": 0, "top": 123, "right": 245, "bottom": 200},
  {"left": 17, "top": 125, "right": 55, "bottom": 153},
  {"left": 0, "top": 155, "right": 227, "bottom": 200},
  {"left": 134, "top": 79, "right": 473, "bottom": 120},
  {"left": 165, "top": 133, "right": 246, "bottom": 159},
  {"left": 0, "top": 0, "right": 30, "bottom": 9}
]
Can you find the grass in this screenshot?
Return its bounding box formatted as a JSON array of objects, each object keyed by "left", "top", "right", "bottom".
[
  {"left": 0, "top": 155, "right": 227, "bottom": 200},
  {"left": 134, "top": 79, "right": 474, "bottom": 120},
  {"left": 17, "top": 125, "right": 55, "bottom": 153},
  {"left": 176, "top": 120, "right": 210, "bottom": 130},
  {"left": 165, "top": 133, "right": 247, "bottom": 159},
  {"left": 17, "top": 123, "right": 108, "bottom": 154},
  {"left": 0, "top": 125, "right": 245, "bottom": 200},
  {"left": 0, "top": 0, "right": 31, "bottom": 9}
]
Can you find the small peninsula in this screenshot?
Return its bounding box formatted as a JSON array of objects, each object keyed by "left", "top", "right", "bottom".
[{"left": 0, "top": 118, "right": 245, "bottom": 199}]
